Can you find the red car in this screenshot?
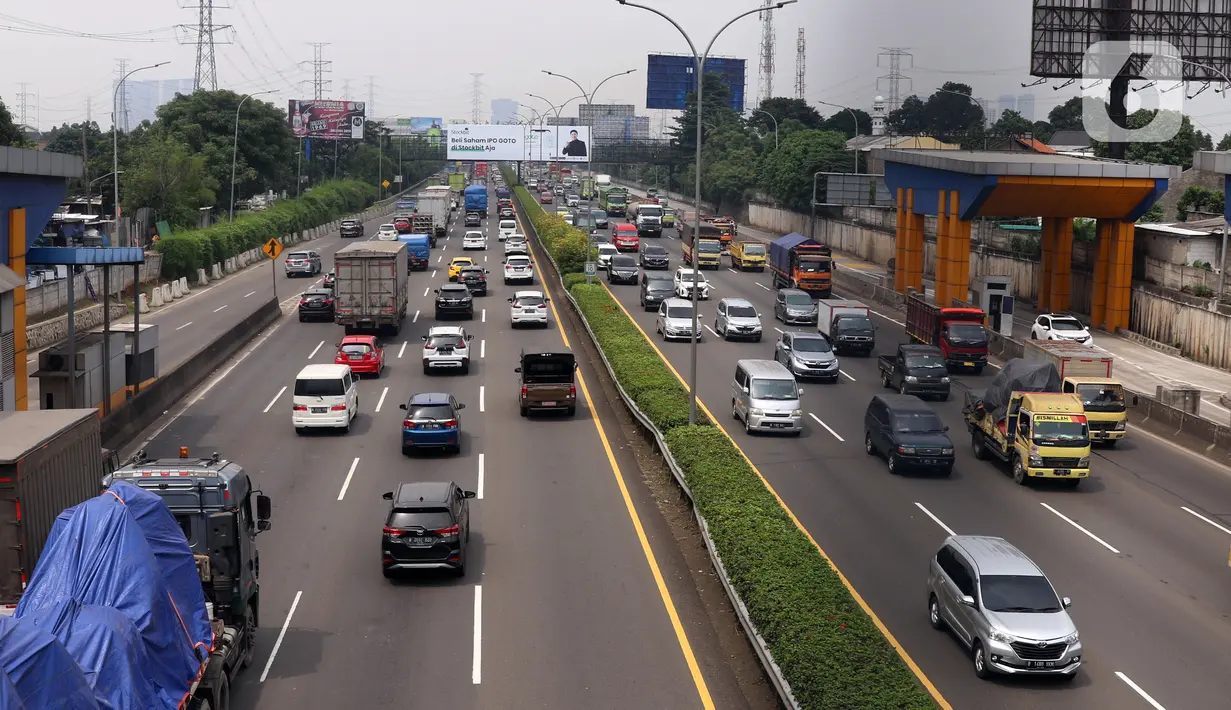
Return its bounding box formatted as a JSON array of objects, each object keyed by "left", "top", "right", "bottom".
[
  {"left": 612, "top": 224, "right": 640, "bottom": 252},
  {"left": 335, "top": 335, "right": 385, "bottom": 377},
  {"left": 539, "top": 191, "right": 553, "bottom": 204},
  {"left": 393, "top": 217, "right": 411, "bottom": 233}
]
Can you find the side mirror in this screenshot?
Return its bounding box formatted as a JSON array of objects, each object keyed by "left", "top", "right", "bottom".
[
  {"left": 797, "top": 388, "right": 804, "bottom": 396},
  {"left": 544, "top": 297, "right": 550, "bottom": 302},
  {"left": 507, "top": 297, "right": 514, "bottom": 303},
  {"left": 944, "top": 426, "right": 950, "bottom": 432},
  {"left": 257, "top": 520, "right": 271, "bottom": 532},
  {"left": 381, "top": 491, "right": 394, "bottom": 500},
  {"left": 1062, "top": 596, "right": 1072, "bottom": 608},
  {"left": 399, "top": 403, "right": 407, "bottom": 410},
  {"left": 959, "top": 595, "right": 976, "bottom": 607},
  {"left": 484, "top": 269, "right": 490, "bottom": 274},
  {"left": 464, "top": 490, "right": 477, "bottom": 499},
  {"left": 434, "top": 288, "right": 440, "bottom": 294},
  {"left": 742, "top": 386, "right": 750, "bottom": 395},
  {"left": 466, "top": 334, "right": 474, "bottom": 341},
  {"left": 421, "top": 335, "right": 428, "bottom": 341},
  {"left": 457, "top": 403, "right": 466, "bottom": 410},
  {"left": 256, "top": 494, "right": 272, "bottom": 520}
]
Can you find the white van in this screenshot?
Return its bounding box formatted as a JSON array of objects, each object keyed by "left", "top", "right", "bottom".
[
  {"left": 732, "top": 359, "right": 803, "bottom": 435},
  {"left": 498, "top": 219, "right": 518, "bottom": 241},
  {"left": 292, "top": 364, "right": 359, "bottom": 434}
]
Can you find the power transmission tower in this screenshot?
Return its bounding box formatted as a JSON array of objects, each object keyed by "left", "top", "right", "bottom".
[
  {"left": 115, "top": 59, "right": 132, "bottom": 133},
  {"left": 15, "top": 83, "right": 35, "bottom": 130},
  {"left": 177, "top": 0, "right": 233, "bottom": 92},
  {"left": 366, "top": 75, "right": 376, "bottom": 118},
  {"left": 341, "top": 79, "right": 351, "bottom": 101},
  {"left": 794, "top": 28, "right": 806, "bottom": 100},
  {"left": 305, "top": 43, "right": 332, "bottom": 99},
  {"left": 877, "top": 47, "right": 913, "bottom": 114},
  {"left": 756, "top": 0, "right": 776, "bottom": 106},
  {"left": 469, "top": 73, "right": 484, "bottom": 123}
]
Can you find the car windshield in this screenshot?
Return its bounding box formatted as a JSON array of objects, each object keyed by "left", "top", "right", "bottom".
[
  {"left": 380, "top": 224, "right": 394, "bottom": 231},
  {"left": 742, "top": 244, "right": 765, "bottom": 255},
  {"left": 304, "top": 291, "right": 331, "bottom": 300},
  {"left": 592, "top": 210, "right": 607, "bottom": 219},
  {"left": 1075, "top": 383, "right": 1125, "bottom": 410},
  {"left": 647, "top": 282, "right": 673, "bottom": 293},
  {"left": 287, "top": 252, "right": 310, "bottom": 260},
  {"left": 427, "top": 335, "right": 465, "bottom": 348},
  {"left": 749, "top": 378, "right": 798, "bottom": 400},
  {"left": 666, "top": 306, "right": 693, "bottom": 319},
  {"left": 893, "top": 412, "right": 944, "bottom": 433},
  {"left": 461, "top": 269, "right": 484, "bottom": 278},
  {"left": 507, "top": 257, "right": 530, "bottom": 266},
  {"left": 791, "top": 337, "right": 832, "bottom": 353},
  {"left": 1030, "top": 416, "right": 1089, "bottom": 444},
  {"left": 440, "top": 287, "right": 469, "bottom": 297},
  {"left": 947, "top": 323, "right": 987, "bottom": 342},
  {"left": 1050, "top": 319, "right": 1084, "bottom": 331},
  {"left": 644, "top": 246, "right": 666, "bottom": 255},
  {"left": 836, "top": 316, "right": 874, "bottom": 332},
  {"left": 612, "top": 256, "right": 636, "bottom": 267},
  {"left": 904, "top": 353, "right": 946, "bottom": 369},
  {"left": 785, "top": 294, "right": 813, "bottom": 306},
  {"left": 294, "top": 378, "right": 344, "bottom": 396},
  {"left": 388, "top": 509, "right": 453, "bottom": 529},
  {"left": 797, "top": 259, "right": 828, "bottom": 273},
  {"left": 638, "top": 206, "right": 662, "bottom": 216},
  {"left": 599, "top": 246, "right": 618, "bottom": 255},
  {"left": 727, "top": 305, "right": 757, "bottom": 318},
  {"left": 452, "top": 260, "right": 472, "bottom": 267},
  {"left": 515, "top": 295, "right": 545, "bottom": 307},
  {"left": 699, "top": 242, "right": 721, "bottom": 253},
  {"left": 340, "top": 344, "right": 371, "bottom": 356},
  {"left": 678, "top": 272, "right": 706, "bottom": 283},
  {"left": 979, "top": 575, "right": 1063, "bottom": 613},
  {"left": 405, "top": 404, "right": 454, "bottom": 421}
]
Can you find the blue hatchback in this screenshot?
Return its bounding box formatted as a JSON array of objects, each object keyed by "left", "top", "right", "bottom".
[{"left": 399, "top": 393, "right": 466, "bottom": 455}]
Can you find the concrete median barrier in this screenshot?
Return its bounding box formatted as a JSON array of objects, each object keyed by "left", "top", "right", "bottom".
[
  {"left": 197, "top": 268, "right": 209, "bottom": 287},
  {"left": 171, "top": 280, "right": 183, "bottom": 299},
  {"left": 161, "top": 284, "right": 173, "bottom": 303},
  {"left": 178, "top": 276, "right": 190, "bottom": 293},
  {"left": 138, "top": 293, "right": 150, "bottom": 314},
  {"left": 101, "top": 297, "right": 283, "bottom": 451},
  {"left": 211, "top": 263, "right": 223, "bottom": 280},
  {"left": 150, "top": 287, "right": 164, "bottom": 308}
]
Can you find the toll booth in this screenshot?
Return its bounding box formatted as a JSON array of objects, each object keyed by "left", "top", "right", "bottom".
[
  {"left": 33, "top": 331, "right": 126, "bottom": 412},
  {"left": 108, "top": 322, "right": 159, "bottom": 395},
  {"left": 971, "top": 275, "right": 1014, "bottom": 337}
]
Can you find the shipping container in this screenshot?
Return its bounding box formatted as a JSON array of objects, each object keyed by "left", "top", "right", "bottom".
[
  {"left": 1022, "top": 340, "right": 1114, "bottom": 379},
  {"left": 334, "top": 241, "right": 409, "bottom": 336}
]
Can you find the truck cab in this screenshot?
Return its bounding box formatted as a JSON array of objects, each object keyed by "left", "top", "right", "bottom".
[
  {"left": 878, "top": 344, "right": 951, "bottom": 400},
  {"left": 729, "top": 240, "right": 766, "bottom": 271},
  {"left": 1062, "top": 377, "right": 1127, "bottom": 445}
]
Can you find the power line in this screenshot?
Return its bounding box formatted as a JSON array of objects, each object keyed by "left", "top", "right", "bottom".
[
  {"left": 877, "top": 47, "right": 913, "bottom": 114},
  {"left": 306, "top": 43, "right": 332, "bottom": 100},
  {"left": 0, "top": 13, "right": 178, "bottom": 42},
  {"left": 757, "top": 0, "right": 775, "bottom": 106},
  {"left": 794, "top": 27, "right": 806, "bottom": 100},
  {"left": 470, "top": 73, "right": 484, "bottom": 122}
]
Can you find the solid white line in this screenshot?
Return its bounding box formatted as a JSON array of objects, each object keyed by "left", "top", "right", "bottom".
[
  {"left": 413, "top": 309, "right": 420, "bottom": 323},
  {"left": 756, "top": 282, "right": 771, "bottom": 291},
  {"left": 423, "top": 287, "right": 430, "bottom": 297},
  {"left": 481, "top": 309, "right": 486, "bottom": 323},
  {"left": 213, "top": 304, "right": 228, "bottom": 313},
  {"left": 479, "top": 385, "right": 486, "bottom": 412},
  {"left": 480, "top": 339, "right": 486, "bottom": 358},
  {"left": 244, "top": 291, "right": 256, "bottom": 298},
  {"left": 309, "top": 340, "right": 324, "bottom": 358},
  {"left": 840, "top": 369, "right": 857, "bottom": 382},
  {"left": 176, "top": 321, "right": 193, "bottom": 330},
  {"left": 1115, "top": 672, "right": 1167, "bottom": 710},
  {"left": 808, "top": 412, "right": 845, "bottom": 441},
  {"left": 914, "top": 502, "right": 956, "bottom": 536},
  {"left": 1180, "top": 506, "right": 1231, "bottom": 536},
  {"left": 262, "top": 386, "right": 287, "bottom": 414},
  {"left": 260, "top": 590, "right": 303, "bottom": 683},
  {"left": 1039, "top": 502, "right": 1120, "bottom": 554},
  {"left": 477, "top": 453, "right": 485, "bottom": 499},
  {"left": 337, "top": 457, "right": 360, "bottom": 501},
  {"left": 375, "top": 386, "right": 389, "bottom": 413},
  {"left": 472, "top": 585, "right": 483, "bottom": 684},
  {"left": 704, "top": 324, "right": 719, "bottom": 337}
]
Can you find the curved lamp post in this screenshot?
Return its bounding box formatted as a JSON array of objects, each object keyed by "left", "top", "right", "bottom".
[
  {"left": 748, "top": 108, "right": 779, "bottom": 149},
  {"left": 230, "top": 90, "right": 276, "bottom": 222},
  {"left": 815, "top": 99, "right": 861, "bottom": 174},
  {"left": 113, "top": 61, "right": 168, "bottom": 246}
]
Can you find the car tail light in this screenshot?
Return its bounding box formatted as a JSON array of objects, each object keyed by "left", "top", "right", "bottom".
[
  {"left": 441, "top": 419, "right": 457, "bottom": 427},
  {"left": 330, "top": 404, "right": 347, "bottom": 411},
  {"left": 520, "top": 385, "right": 528, "bottom": 398},
  {"left": 293, "top": 404, "right": 308, "bottom": 411},
  {"left": 435, "top": 525, "right": 460, "bottom": 540},
  {"left": 538, "top": 304, "right": 547, "bottom": 309},
  {"left": 383, "top": 526, "right": 404, "bottom": 538},
  {"left": 569, "top": 385, "right": 577, "bottom": 397},
  {"left": 403, "top": 420, "right": 416, "bottom": 428},
  {"left": 299, "top": 299, "right": 308, "bottom": 306}
]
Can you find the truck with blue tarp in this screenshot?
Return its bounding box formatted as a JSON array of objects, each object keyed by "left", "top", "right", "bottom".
[
  {"left": 399, "top": 233, "right": 431, "bottom": 271},
  {"left": 769, "top": 232, "right": 833, "bottom": 298},
  {"left": 464, "top": 185, "right": 488, "bottom": 217},
  {"left": 496, "top": 186, "right": 511, "bottom": 200}
]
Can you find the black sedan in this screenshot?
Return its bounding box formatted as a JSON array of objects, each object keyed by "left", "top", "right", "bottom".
[
  {"left": 297, "top": 288, "right": 335, "bottom": 322},
  {"left": 464, "top": 212, "right": 481, "bottom": 227},
  {"left": 606, "top": 255, "right": 639, "bottom": 285},
  {"left": 434, "top": 284, "right": 475, "bottom": 320}
]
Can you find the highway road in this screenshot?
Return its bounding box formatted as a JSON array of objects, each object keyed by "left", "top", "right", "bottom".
[
  {"left": 573, "top": 191, "right": 1231, "bottom": 710},
  {"left": 121, "top": 186, "right": 773, "bottom": 710}
]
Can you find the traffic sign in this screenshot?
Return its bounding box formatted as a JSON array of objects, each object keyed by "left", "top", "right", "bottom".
[
  {"left": 393, "top": 175, "right": 403, "bottom": 184},
  {"left": 584, "top": 261, "right": 597, "bottom": 276},
  {"left": 382, "top": 180, "right": 391, "bottom": 188},
  {"left": 262, "top": 238, "right": 283, "bottom": 260}
]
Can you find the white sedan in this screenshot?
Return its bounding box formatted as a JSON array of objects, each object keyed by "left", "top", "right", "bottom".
[
  {"left": 375, "top": 224, "right": 398, "bottom": 240},
  {"left": 674, "top": 268, "right": 711, "bottom": 300},
  {"left": 509, "top": 290, "right": 550, "bottom": 328},
  {"left": 462, "top": 231, "right": 488, "bottom": 250}
]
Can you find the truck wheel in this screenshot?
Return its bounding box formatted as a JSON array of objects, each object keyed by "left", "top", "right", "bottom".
[
  {"left": 566, "top": 405, "right": 576, "bottom": 416},
  {"left": 1012, "top": 456, "right": 1028, "bottom": 485},
  {"left": 899, "top": 382, "right": 909, "bottom": 396},
  {"left": 971, "top": 432, "right": 987, "bottom": 460},
  {"left": 240, "top": 605, "right": 257, "bottom": 669},
  {"left": 519, "top": 406, "right": 528, "bottom": 417},
  {"left": 864, "top": 432, "right": 876, "bottom": 456}
]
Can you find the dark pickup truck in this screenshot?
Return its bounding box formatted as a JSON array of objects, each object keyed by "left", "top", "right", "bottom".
[
  {"left": 877, "top": 344, "right": 951, "bottom": 400},
  {"left": 516, "top": 351, "right": 578, "bottom": 417},
  {"left": 340, "top": 218, "right": 364, "bottom": 237}
]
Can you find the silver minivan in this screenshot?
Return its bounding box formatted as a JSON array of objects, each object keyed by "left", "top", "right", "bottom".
[
  {"left": 731, "top": 359, "right": 803, "bottom": 435},
  {"left": 714, "top": 297, "right": 763, "bottom": 342},
  {"left": 656, "top": 297, "right": 701, "bottom": 341},
  {"left": 928, "top": 535, "right": 1082, "bottom": 680}
]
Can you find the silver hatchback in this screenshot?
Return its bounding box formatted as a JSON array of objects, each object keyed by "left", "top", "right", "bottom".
[{"left": 928, "top": 535, "right": 1082, "bottom": 680}]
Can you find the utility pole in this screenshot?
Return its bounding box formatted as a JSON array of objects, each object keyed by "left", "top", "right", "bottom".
[
  {"left": 794, "top": 28, "right": 806, "bottom": 100},
  {"left": 366, "top": 75, "right": 377, "bottom": 119},
  {"left": 470, "top": 73, "right": 484, "bottom": 123},
  {"left": 177, "top": 0, "right": 232, "bottom": 92},
  {"left": 877, "top": 47, "right": 913, "bottom": 114},
  {"left": 306, "top": 43, "right": 332, "bottom": 99},
  {"left": 83, "top": 97, "right": 91, "bottom": 212},
  {"left": 757, "top": 0, "right": 776, "bottom": 106}
]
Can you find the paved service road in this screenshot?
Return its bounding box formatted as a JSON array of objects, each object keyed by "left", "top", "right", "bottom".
[
  {"left": 583, "top": 191, "right": 1231, "bottom": 710},
  {"left": 124, "top": 186, "right": 764, "bottom": 710}
]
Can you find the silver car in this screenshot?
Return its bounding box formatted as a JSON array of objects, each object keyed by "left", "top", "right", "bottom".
[
  {"left": 775, "top": 331, "right": 840, "bottom": 382},
  {"left": 928, "top": 535, "right": 1082, "bottom": 680},
  {"left": 504, "top": 236, "right": 529, "bottom": 256},
  {"left": 774, "top": 288, "right": 818, "bottom": 325},
  {"left": 655, "top": 297, "right": 701, "bottom": 341},
  {"left": 421, "top": 326, "right": 474, "bottom": 375},
  {"left": 714, "top": 298, "right": 762, "bottom": 342},
  {"left": 284, "top": 250, "right": 322, "bottom": 277}
]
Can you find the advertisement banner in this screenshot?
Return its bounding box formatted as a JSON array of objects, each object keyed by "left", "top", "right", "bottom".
[
  {"left": 446, "top": 124, "right": 524, "bottom": 160},
  {"left": 289, "top": 100, "right": 365, "bottom": 140},
  {"left": 523, "top": 125, "right": 591, "bottom": 163},
  {"left": 389, "top": 117, "right": 444, "bottom": 137}
]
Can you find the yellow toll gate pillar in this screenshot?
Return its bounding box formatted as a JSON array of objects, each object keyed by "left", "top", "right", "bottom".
[
  {"left": 1105, "top": 220, "right": 1135, "bottom": 332},
  {"left": 8, "top": 208, "right": 28, "bottom": 411},
  {"left": 903, "top": 188, "right": 925, "bottom": 294},
  {"left": 894, "top": 188, "right": 907, "bottom": 293},
  {"left": 1091, "top": 220, "right": 1112, "bottom": 331},
  {"left": 1038, "top": 218, "right": 1056, "bottom": 313},
  {"left": 1049, "top": 218, "right": 1074, "bottom": 312},
  {"left": 935, "top": 191, "right": 951, "bottom": 307},
  {"left": 948, "top": 190, "right": 971, "bottom": 305}
]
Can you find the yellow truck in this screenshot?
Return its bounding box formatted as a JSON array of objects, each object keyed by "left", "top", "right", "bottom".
[
  {"left": 963, "top": 359, "right": 1091, "bottom": 487},
  {"left": 729, "top": 240, "right": 767, "bottom": 271},
  {"left": 1022, "top": 340, "right": 1126, "bottom": 446}
]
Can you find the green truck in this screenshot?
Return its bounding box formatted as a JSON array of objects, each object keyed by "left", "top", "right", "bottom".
[
  {"left": 598, "top": 185, "right": 629, "bottom": 216},
  {"left": 449, "top": 173, "right": 466, "bottom": 192},
  {"left": 580, "top": 177, "right": 596, "bottom": 200}
]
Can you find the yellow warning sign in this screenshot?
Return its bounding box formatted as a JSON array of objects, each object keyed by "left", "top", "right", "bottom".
[
  {"left": 382, "top": 179, "right": 391, "bottom": 188},
  {"left": 262, "top": 238, "right": 283, "bottom": 260}
]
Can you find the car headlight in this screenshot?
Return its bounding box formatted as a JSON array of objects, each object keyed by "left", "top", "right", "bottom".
[
  {"left": 987, "top": 628, "right": 1015, "bottom": 644},
  {"left": 905, "top": 375, "right": 918, "bottom": 383},
  {"left": 1029, "top": 454, "right": 1044, "bottom": 466},
  {"left": 1114, "top": 420, "right": 1126, "bottom": 430},
  {"left": 749, "top": 408, "right": 765, "bottom": 417},
  {"left": 1062, "top": 631, "right": 1079, "bottom": 645},
  {"left": 941, "top": 448, "right": 955, "bottom": 455},
  {"left": 1077, "top": 457, "right": 1089, "bottom": 468},
  {"left": 898, "top": 446, "right": 916, "bottom": 454},
  {"left": 941, "top": 376, "right": 951, "bottom": 383},
  {"left": 791, "top": 409, "right": 803, "bottom": 417}
]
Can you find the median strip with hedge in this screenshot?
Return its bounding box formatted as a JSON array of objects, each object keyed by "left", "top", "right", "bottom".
[{"left": 510, "top": 177, "right": 938, "bottom": 709}]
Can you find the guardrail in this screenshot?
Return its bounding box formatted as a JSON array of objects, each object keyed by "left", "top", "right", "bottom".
[{"left": 508, "top": 179, "right": 800, "bottom": 709}]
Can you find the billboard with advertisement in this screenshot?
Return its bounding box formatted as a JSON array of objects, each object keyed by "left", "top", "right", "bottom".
[
  {"left": 392, "top": 117, "right": 444, "bottom": 136},
  {"left": 645, "top": 54, "right": 746, "bottom": 112},
  {"left": 446, "top": 124, "right": 524, "bottom": 160},
  {"left": 289, "top": 100, "right": 366, "bottom": 140},
  {"left": 523, "top": 125, "right": 590, "bottom": 163}
]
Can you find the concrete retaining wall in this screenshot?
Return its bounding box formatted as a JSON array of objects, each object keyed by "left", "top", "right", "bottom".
[
  {"left": 100, "top": 297, "right": 282, "bottom": 451},
  {"left": 26, "top": 253, "right": 162, "bottom": 322},
  {"left": 26, "top": 300, "right": 130, "bottom": 351}
]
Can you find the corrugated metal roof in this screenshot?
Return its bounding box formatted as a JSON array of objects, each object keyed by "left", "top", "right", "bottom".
[{"left": 1136, "top": 222, "right": 1220, "bottom": 236}]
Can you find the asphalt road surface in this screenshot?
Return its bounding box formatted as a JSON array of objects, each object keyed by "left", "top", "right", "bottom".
[
  {"left": 577, "top": 191, "right": 1231, "bottom": 710},
  {"left": 122, "top": 188, "right": 765, "bottom": 710}
]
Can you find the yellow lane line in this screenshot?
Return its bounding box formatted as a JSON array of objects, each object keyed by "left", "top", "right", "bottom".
[
  {"left": 513, "top": 199, "right": 717, "bottom": 709},
  {"left": 597, "top": 279, "right": 954, "bottom": 710}
]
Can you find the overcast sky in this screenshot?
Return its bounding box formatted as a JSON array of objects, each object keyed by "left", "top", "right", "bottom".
[{"left": 6, "top": 0, "right": 1231, "bottom": 138}]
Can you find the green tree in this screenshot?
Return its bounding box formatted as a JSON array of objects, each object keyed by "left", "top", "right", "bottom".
[
  {"left": 758, "top": 130, "right": 851, "bottom": 211},
  {"left": 1048, "top": 96, "right": 1086, "bottom": 131},
  {"left": 668, "top": 72, "right": 741, "bottom": 158},
  {"left": 990, "top": 110, "right": 1034, "bottom": 136},
  {"left": 751, "top": 97, "right": 823, "bottom": 131},
  {"left": 887, "top": 95, "right": 928, "bottom": 135},
  {"left": 0, "top": 99, "right": 23, "bottom": 147},
  {"left": 1175, "top": 185, "right": 1224, "bottom": 221},
  {"left": 1217, "top": 133, "right": 1231, "bottom": 151},
  {"left": 923, "top": 82, "right": 985, "bottom": 142},
  {"left": 1093, "top": 110, "right": 1205, "bottom": 169},
  {"left": 698, "top": 124, "right": 761, "bottom": 210},
  {"left": 122, "top": 128, "right": 218, "bottom": 228},
  {"left": 819, "top": 109, "right": 873, "bottom": 139},
  {"left": 1137, "top": 203, "right": 1164, "bottom": 222}
]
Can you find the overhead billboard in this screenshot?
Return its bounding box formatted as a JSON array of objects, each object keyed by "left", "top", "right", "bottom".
[
  {"left": 393, "top": 117, "right": 444, "bottom": 136},
  {"left": 289, "top": 100, "right": 365, "bottom": 140},
  {"left": 646, "top": 54, "right": 746, "bottom": 112},
  {"left": 531, "top": 125, "right": 590, "bottom": 163},
  {"left": 446, "top": 124, "right": 524, "bottom": 160}
]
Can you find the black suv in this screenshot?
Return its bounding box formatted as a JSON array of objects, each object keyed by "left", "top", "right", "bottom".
[
  {"left": 340, "top": 219, "right": 363, "bottom": 237},
  {"left": 640, "top": 244, "right": 669, "bottom": 269},
  {"left": 640, "top": 273, "right": 674, "bottom": 311},
  {"left": 458, "top": 266, "right": 489, "bottom": 296},
  {"left": 607, "top": 255, "right": 638, "bottom": 285},
  {"left": 434, "top": 284, "right": 474, "bottom": 319},
  {"left": 381, "top": 481, "right": 475, "bottom": 578},
  {"left": 863, "top": 394, "right": 955, "bottom": 476},
  {"left": 297, "top": 287, "right": 335, "bottom": 322}
]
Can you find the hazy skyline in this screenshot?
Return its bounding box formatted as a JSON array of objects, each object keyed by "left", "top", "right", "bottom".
[{"left": 6, "top": 0, "right": 1231, "bottom": 139}]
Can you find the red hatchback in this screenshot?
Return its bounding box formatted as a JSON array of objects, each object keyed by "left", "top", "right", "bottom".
[
  {"left": 613, "top": 223, "right": 640, "bottom": 252},
  {"left": 335, "top": 335, "right": 385, "bottom": 377}
]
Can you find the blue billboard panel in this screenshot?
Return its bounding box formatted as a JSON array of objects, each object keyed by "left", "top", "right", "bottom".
[{"left": 645, "top": 54, "right": 746, "bottom": 112}]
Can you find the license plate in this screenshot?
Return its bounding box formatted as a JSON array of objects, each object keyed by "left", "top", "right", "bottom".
[
  {"left": 403, "top": 537, "right": 434, "bottom": 547},
  {"left": 923, "top": 459, "right": 936, "bottom": 465},
  {"left": 1054, "top": 469, "right": 1071, "bottom": 476},
  {"left": 542, "top": 401, "right": 557, "bottom": 407},
  {"left": 1027, "top": 661, "right": 1057, "bottom": 669},
  {"left": 311, "top": 407, "right": 327, "bottom": 414},
  {"left": 420, "top": 423, "right": 440, "bottom": 430},
  {"left": 767, "top": 422, "right": 788, "bottom": 428},
  {"left": 523, "top": 309, "right": 537, "bottom": 314},
  {"left": 963, "top": 361, "right": 974, "bottom": 367}
]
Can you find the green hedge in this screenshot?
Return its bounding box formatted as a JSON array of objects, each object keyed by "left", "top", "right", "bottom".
[
  {"left": 154, "top": 180, "right": 376, "bottom": 281},
  {"left": 510, "top": 181, "right": 939, "bottom": 709}
]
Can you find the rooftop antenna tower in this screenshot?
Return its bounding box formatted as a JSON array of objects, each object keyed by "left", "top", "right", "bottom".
[
  {"left": 794, "top": 28, "right": 806, "bottom": 100},
  {"left": 756, "top": 0, "right": 776, "bottom": 106}
]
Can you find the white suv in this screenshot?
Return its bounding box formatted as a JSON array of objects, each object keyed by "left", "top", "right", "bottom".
[
  {"left": 376, "top": 224, "right": 398, "bottom": 240},
  {"left": 1030, "top": 313, "right": 1093, "bottom": 345},
  {"left": 503, "top": 255, "right": 534, "bottom": 284},
  {"left": 462, "top": 231, "right": 487, "bottom": 250},
  {"left": 509, "top": 290, "right": 550, "bottom": 328},
  {"left": 673, "top": 267, "right": 711, "bottom": 300},
  {"left": 421, "top": 326, "right": 474, "bottom": 375}
]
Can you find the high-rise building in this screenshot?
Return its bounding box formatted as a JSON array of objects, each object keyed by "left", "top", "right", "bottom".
[
  {"left": 993, "top": 94, "right": 1017, "bottom": 124},
  {"left": 490, "top": 98, "right": 519, "bottom": 124},
  {"left": 1016, "top": 93, "right": 1036, "bottom": 122},
  {"left": 115, "top": 78, "right": 194, "bottom": 128}
]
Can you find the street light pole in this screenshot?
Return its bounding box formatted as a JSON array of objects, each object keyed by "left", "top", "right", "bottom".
[
  {"left": 749, "top": 108, "right": 778, "bottom": 149},
  {"left": 113, "top": 61, "right": 168, "bottom": 247},
  {"left": 230, "top": 90, "right": 275, "bottom": 223},
  {"left": 816, "top": 99, "right": 861, "bottom": 173},
  {"left": 618, "top": 0, "right": 797, "bottom": 425}
]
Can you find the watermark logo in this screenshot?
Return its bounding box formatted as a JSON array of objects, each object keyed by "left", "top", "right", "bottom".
[{"left": 1082, "top": 40, "right": 1185, "bottom": 144}]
